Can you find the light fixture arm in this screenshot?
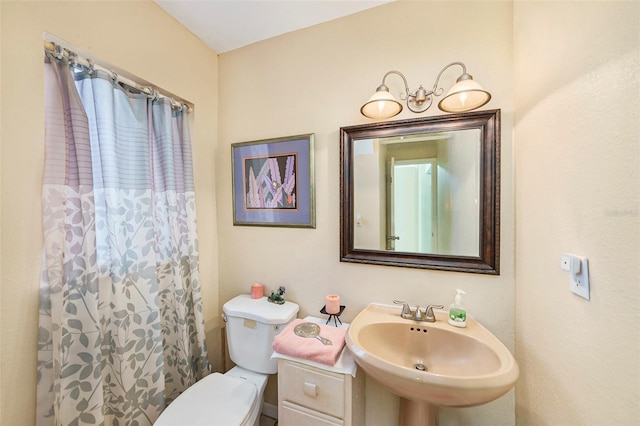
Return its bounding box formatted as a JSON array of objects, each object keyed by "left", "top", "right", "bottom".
[
  {"left": 431, "top": 61, "right": 468, "bottom": 96},
  {"left": 378, "top": 70, "right": 412, "bottom": 98},
  {"left": 379, "top": 70, "right": 434, "bottom": 113}
]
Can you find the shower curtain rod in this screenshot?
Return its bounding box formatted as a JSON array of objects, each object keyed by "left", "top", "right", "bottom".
[{"left": 43, "top": 40, "right": 191, "bottom": 112}]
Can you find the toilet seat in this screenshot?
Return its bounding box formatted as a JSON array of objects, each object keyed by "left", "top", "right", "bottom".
[{"left": 154, "top": 373, "right": 258, "bottom": 426}]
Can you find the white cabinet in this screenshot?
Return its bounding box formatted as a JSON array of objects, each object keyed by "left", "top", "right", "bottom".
[{"left": 277, "top": 359, "right": 364, "bottom": 426}]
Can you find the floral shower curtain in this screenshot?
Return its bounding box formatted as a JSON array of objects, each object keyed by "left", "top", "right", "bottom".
[{"left": 37, "top": 53, "right": 209, "bottom": 426}]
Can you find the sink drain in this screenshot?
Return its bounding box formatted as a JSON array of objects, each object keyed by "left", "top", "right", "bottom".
[{"left": 414, "top": 363, "right": 427, "bottom": 371}]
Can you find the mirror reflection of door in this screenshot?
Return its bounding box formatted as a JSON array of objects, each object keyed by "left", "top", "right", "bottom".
[{"left": 387, "top": 158, "right": 437, "bottom": 252}]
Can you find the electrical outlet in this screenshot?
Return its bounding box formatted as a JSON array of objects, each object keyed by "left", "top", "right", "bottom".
[{"left": 560, "top": 253, "right": 590, "bottom": 300}]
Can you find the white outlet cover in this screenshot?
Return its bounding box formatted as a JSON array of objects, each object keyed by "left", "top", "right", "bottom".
[{"left": 570, "top": 256, "right": 590, "bottom": 300}]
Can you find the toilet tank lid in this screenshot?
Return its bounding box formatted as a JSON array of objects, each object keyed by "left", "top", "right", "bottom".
[{"left": 223, "top": 294, "right": 299, "bottom": 324}]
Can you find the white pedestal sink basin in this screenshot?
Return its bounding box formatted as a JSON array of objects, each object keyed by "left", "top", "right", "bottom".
[{"left": 346, "top": 303, "right": 518, "bottom": 426}]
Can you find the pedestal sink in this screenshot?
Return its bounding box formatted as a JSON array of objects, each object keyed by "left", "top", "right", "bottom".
[{"left": 345, "top": 303, "right": 518, "bottom": 426}]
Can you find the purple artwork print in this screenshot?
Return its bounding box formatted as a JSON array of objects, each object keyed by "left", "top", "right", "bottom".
[{"left": 244, "top": 153, "right": 297, "bottom": 210}]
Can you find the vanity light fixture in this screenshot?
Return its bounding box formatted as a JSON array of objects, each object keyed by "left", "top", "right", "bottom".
[{"left": 360, "top": 62, "right": 491, "bottom": 119}]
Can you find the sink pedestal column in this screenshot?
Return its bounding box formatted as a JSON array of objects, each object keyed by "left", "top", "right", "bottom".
[{"left": 399, "top": 398, "right": 438, "bottom": 426}]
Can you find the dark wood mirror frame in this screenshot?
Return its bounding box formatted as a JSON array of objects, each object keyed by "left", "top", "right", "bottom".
[{"left": 340, "top": 109, "right": 500, "bottom": 274}]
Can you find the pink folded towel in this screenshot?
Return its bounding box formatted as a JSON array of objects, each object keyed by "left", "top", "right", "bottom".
[{"left": 272, "top": 319, "right": 346, "bottom": 366}]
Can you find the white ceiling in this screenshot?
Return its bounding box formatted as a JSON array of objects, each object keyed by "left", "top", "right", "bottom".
[{"left": 154, "top": 0, "right": 394, "bottom": 54}]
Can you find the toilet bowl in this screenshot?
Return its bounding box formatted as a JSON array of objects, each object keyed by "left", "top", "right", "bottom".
[
  {"left": 154, "top": 367, "right": 267, "bottom": 426},
  {"left": 154, "top": 295, "right": 299, "bottom": 425}
]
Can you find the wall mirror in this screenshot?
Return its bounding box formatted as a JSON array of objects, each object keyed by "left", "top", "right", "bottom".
[{"left": 340, "top": 109, "right": 500, "bottom": 274}]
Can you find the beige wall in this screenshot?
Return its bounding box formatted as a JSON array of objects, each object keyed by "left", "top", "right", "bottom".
[
  {"left": 218, "top": 2, "right": 515, "bottom": 424},
  {"left": 0, "top": 1, "right": 219, "bottom": 425},
  {"left": 514, "top": 1, "right": 640, "bottom": 425}
]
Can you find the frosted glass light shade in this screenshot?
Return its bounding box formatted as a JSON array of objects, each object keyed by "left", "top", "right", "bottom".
[
  {"left": 361, "top": 89, "right": 403, "bottom": 119},
  {"left": 438, "top": 79, "right": 491, "bottom": 113}
]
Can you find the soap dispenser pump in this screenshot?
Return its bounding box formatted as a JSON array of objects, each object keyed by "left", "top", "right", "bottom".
[{"left": 448, "top": 289, "right": 467, "bottom": 328}]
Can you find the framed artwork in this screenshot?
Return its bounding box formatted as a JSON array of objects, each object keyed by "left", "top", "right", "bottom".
[{"left": 231, "top": 134, "right": 315, "bottom": 228}]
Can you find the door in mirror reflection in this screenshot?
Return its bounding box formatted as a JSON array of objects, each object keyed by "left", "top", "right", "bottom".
[{"left": 388, "top": 158, "right": 437, "bottom": 253}]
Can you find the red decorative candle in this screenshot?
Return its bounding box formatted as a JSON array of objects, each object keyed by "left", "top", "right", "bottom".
[{"left": 251, "top": 283, "right": 264, "bottom": 299}]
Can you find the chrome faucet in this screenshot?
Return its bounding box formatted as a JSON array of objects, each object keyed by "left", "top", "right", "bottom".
[
  {"left": 394, "top": 301, "right": 443, "bottom": 322},
  {"left": 423, "top": 304, "right": 445, "bottom": 322}
]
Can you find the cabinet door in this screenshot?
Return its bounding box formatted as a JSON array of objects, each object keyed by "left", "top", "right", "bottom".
[{"left": 281, "top": 401, "right": 344, "bottom": 426}]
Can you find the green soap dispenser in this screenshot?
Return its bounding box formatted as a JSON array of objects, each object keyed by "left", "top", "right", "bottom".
[{"left": 448, "top": 289, "right": 467, "bottom": 328}]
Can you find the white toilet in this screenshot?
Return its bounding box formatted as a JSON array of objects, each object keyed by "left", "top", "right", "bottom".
[{"left": 155, "top": 294, "right": 299, "bottom": 426}]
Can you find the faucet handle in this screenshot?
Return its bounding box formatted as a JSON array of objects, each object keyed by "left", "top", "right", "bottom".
[
  {"left": 393, "top": 300, "right": 412, "bottom": 319},
  {"left": 424, "top": 304, "right": 445, "bottom": 321}
]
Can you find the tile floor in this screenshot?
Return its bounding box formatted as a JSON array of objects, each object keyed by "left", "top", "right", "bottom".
[{"left": 259, "top": 414, "right": 277, "bottom": 426}]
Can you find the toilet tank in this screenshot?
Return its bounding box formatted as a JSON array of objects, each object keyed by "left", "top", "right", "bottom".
[{"left": 223, "top": 294, "right": 299, "bottom": 374}]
